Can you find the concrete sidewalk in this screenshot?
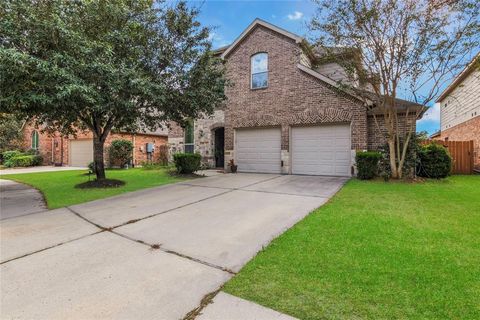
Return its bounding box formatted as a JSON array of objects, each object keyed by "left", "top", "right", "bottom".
[
  {"left": 0, "top": 166, "right": 87, "bottom": 175},
  {"left": 1, "top": 173, "right": 347, "bottom": 319}
]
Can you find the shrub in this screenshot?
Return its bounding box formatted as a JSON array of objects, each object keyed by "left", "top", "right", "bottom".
[
  {"left": 173, "top": 153, "right": 201, "bottom": 174},
  {"left": 356, "top": 151, "right": 382, "bottom": 180},
  {"left": 2, "top": 150, "right": 22, "bottom": 163},
  {"left": 8, "top": 155, "right": 35, "bottom": 167},
  {"left": 418, "top": 143, "right": 451, "bottom": 178},
  {"left": 88, "top": 161, "right": 96, "bottom": 173},
  {"left": 378, "top": 132, "right": 425, "bottom": 180},
  {"left": 31, "top": 155, "right": 43, "bottom": 166},
  {"left": 108, "top": 139, "right": 133, "bottom": 168}
]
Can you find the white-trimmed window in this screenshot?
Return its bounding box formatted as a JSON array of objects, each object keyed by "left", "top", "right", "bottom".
[
  {"left": 184, "top": 120, "right": 194, "bottom": 153},
  {"left": 31, "top": 130, "right": 39, "bottom": 150},
  {"left": 251, "top": 53, "right": 268, "bottom": 89}
]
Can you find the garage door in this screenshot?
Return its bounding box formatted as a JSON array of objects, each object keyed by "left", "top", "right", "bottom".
[
  {"left": 236, "top": 128, "right": 281, "bottom": 173},
  {"left": 70, "top": 139, "right": 93, "bottom": 167},
  {"left": 292, "top": 124, "right": 351, "bottom": 176}
]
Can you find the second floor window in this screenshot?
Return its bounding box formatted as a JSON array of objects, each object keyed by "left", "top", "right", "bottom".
[
  {"left": 251, "top": 53, "right": 268, "bottom": 89},
  {"left": 184, "top": 120, "right": 194, "bottom": 153}
]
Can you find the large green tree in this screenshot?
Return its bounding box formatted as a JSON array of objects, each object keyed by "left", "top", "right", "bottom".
[
  {"left": 310, "top": 0, "right": 479, "bottom": 178},
  {"left": 0, "top": 113, "right": 24, "bottom": 154},
  {"left": 0, "top": 0, "right": 226, "bottom": 180}
]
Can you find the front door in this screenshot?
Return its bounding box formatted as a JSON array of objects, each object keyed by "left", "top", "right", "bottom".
[{"left": 214, "top": 127, "right": 225, "bottom": 168}]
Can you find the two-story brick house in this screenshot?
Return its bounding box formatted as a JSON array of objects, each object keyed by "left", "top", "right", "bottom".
[
  {"left": 168, "top": 19, "right": 424, "bottom": 176},
  {"left": 433, "top": 53, "right": 480, "bottom": 170}
]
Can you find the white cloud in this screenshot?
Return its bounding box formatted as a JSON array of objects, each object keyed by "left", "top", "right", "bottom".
[
  {"left": 207, "top": 32, "right": 216, "bottom": 42},
  {"left": 418, "top": 103, "right": 440, "bottom": 123},
  {"left": 287, "top": 11, "right": 303, "bottom": 20},
  {"left": 207, "top": 32, "right": 230, "bottom": 48}
]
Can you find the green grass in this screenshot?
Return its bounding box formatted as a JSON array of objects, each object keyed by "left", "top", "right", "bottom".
[
  {"left": 1, "top": 168, "right": 186, "bottom": 209},
  {"left": 224, "top": 176, "right": 480, "bottom": 319}
]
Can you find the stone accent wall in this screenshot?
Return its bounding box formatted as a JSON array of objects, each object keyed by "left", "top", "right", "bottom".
[
  {"left": 366, "top": 113, "right": 418, "bottom": 151},
  {"left": 168, "top": 110, "right": 225, "bottom": 167},
  {"left": 222, "top": 25, "right": 367, "bottom": 171},
  {"left": 21, "top": 122, "right": 167, "bottom": 166},
  {"left": 436, "top": 115, "right": 480, "bottom": 169}
]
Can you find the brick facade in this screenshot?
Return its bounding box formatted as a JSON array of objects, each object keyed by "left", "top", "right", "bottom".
[
  {"left": 223, "top": 26, "right": 366, "bottom": 152},
  {"left": 21, "top": 123, "right": 167, "bottom": 167},
  {"left": 367, "top": 113, "right": 419, "bottom": 150},
  {"left": 435, "top": 115, "right": 480, "bottom": 169}
]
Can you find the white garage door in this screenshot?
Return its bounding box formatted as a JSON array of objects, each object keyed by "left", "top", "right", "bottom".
[
  {"left": 236, "top": 128, "right": 281, "bottom": 173},
  {"left": 70, "top": 139, "right": 93, "bottom": 167},
  {"left": 292, "top": 124, "right": 351, "bottom": 176}
]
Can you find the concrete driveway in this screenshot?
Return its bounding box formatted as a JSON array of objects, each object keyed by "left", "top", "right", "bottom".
[
  {"left": 0, "top": 179, "right": 47, "bottom": 219},
  {"left": 0, "top": 173, "right": 347, "bottom": 319}
]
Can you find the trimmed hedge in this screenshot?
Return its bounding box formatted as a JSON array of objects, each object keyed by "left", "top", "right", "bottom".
[
  {"left": 2, "top": 150, "right": 43, "bottom": 167},
  {"left": 173, "top": 153, "right": 201, "bottom": 174},
  {"left": 108, "top": 139, "right": 133, "bottom": 168},
  {"left": 356, "top": 151, "right": 382, "bottom": 180},
  {"left": 418, "top": 143, "right": 451, "bottom": 178},
  {"left": 2, "top": 150, "right": 22, "bottom": 163},
  {"left": 7, "top": 155, "right": 42, "bottom": 167}
]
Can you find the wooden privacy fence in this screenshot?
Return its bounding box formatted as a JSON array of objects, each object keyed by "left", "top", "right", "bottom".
[{"left": 423, "top": 140, "right": 474, "bottom": 174}]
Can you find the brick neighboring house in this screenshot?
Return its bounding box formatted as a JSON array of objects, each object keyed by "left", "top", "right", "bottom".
[
  {"left": 433, "top": 53, "right": 480, "bottom": 170},
  {"left": 169, "top": 19, "right": 424, "bottom": 176},
  {"left": 21, "top": 122, "right": 168, "bottom": 167}
]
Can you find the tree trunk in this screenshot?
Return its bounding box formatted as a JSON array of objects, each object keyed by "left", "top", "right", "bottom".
[
  {"left": 93, "top": 136, "right": 106, "bottom": 180},
  {"left": 388, "top": 139, "right": 399, "bottom": 179}
]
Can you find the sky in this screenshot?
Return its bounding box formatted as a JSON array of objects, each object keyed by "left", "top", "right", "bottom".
[{"left": 185, "top": 0, "right": 452, "bottom": 135}]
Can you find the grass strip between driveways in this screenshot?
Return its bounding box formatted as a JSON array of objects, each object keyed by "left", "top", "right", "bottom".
[
  {"left": 1, "top": 168, "right": 187, "bottom": 209},
  {"left": 224, "top": 176, "right": 480, "bottom": 319}
]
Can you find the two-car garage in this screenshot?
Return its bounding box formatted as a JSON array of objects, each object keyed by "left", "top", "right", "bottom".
[{"left": 235, "top": 124, "right": 351, "bottom": 176}]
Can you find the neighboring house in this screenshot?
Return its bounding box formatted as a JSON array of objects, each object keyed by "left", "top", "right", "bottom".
[
  {"left": 21, "top": 122, "right": 168, "bottom": 167},
  {"left": 169, "top": 19, "right": 424, "bottom": 176},
  {"left": 434, "top": 53, "right": 480, "bottom": 169}
]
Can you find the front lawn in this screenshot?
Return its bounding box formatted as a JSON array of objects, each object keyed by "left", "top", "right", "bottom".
[
  {"left": 1, "top": 168, "right": 186, "bottom": 209},
  {"left": 224, "top": 176, "right": 480, "bottom": 319}
]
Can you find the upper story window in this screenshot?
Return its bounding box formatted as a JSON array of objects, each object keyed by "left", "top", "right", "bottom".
[
  {"left": 31, "top": 130, "right": 39, "bottom": 150},
  {"left": 184, "top": 120, "right": 194, "bottom": 154},
  {"left": 251, "top": 53, "right": 268, "bottom": 89}
]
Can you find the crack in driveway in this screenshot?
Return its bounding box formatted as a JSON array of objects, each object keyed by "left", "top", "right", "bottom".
[{"left": 0, "top": 230, "right": 102, "bottom": 265}]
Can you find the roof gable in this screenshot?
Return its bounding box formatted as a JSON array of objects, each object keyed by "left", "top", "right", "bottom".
[
  {"left": 436, "top": 52, "right": 480, "bottom": 103},
  {"left": 220, "top": 19, "right": 303, "bottom": 59}
]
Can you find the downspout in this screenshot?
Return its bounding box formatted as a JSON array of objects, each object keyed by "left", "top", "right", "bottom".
[
  {"left": 60, "top": 136, "right": 64, "bottom": 166},
  {"left": 132, "top": 134, "right": 136, "bottom": 167},
  {"left": 51, "top": 137, "right": 55, "bottom": 164}
]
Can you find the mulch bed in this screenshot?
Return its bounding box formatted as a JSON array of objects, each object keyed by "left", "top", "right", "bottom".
[{"left": 75, "top": 179, "right": 125, "bottom": 189}]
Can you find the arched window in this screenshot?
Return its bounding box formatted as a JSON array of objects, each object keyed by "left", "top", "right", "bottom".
[
  {"left": 31, "top": 130, "right": 39, "bottom": 150},
  {"left": 251, "top": 53, "right": 268, "bottom": 89}
]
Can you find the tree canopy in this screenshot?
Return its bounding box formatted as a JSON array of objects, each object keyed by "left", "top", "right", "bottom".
[
  {"left": 310, "top": 0, "right": 479, "bottom": 178},
  {"left": 0, "top": 0, "right": 226, "bottom": 179}
]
